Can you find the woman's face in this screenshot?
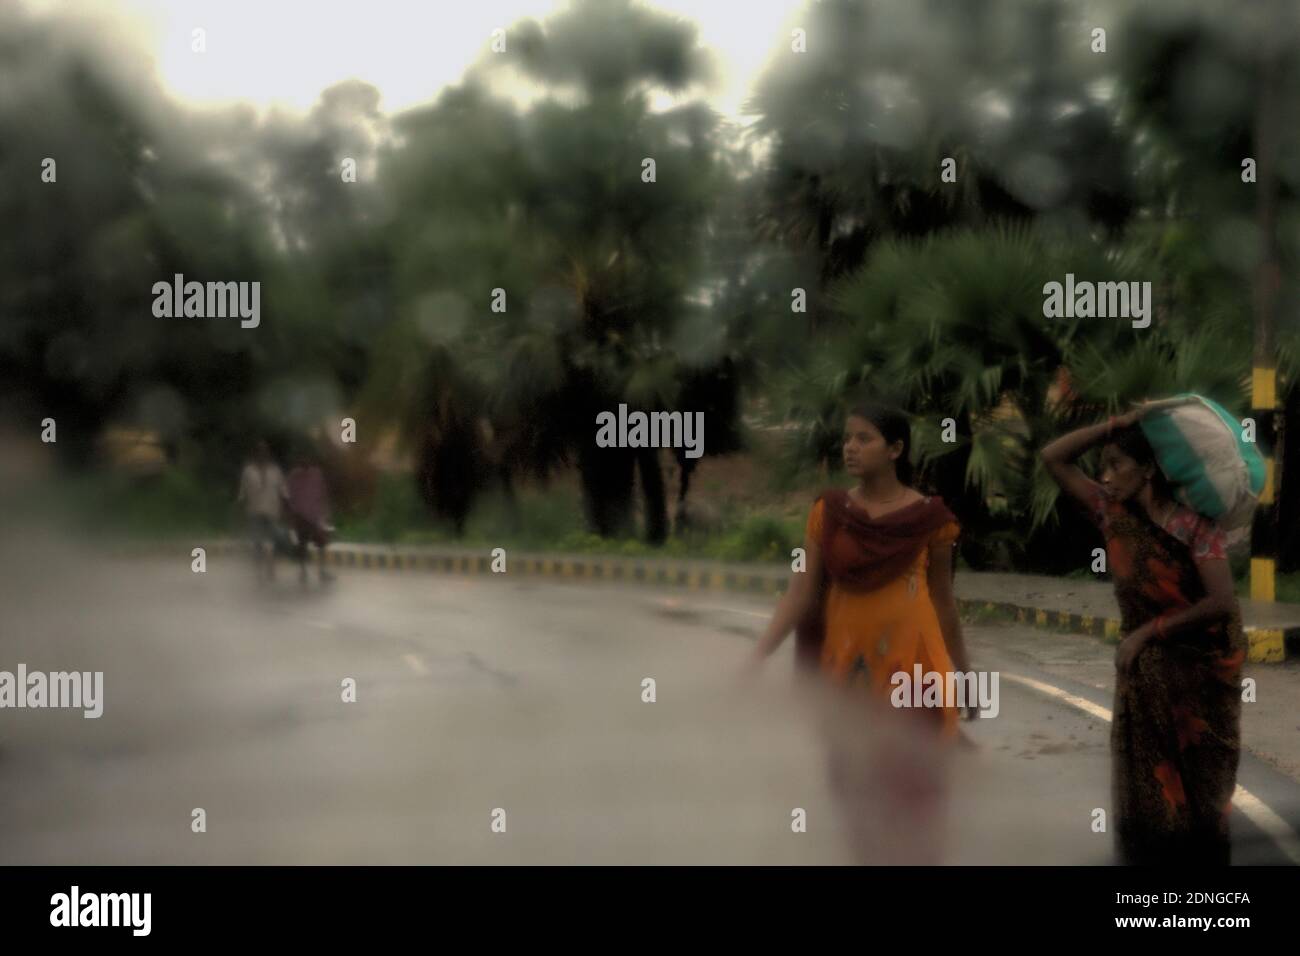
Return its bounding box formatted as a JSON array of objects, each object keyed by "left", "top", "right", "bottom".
[
  {"left": 843, "top": 415, "right": 900, "bottom": 479},
  {"left": 1098, "top": 443, "right": 1152, "bottom": 502}
]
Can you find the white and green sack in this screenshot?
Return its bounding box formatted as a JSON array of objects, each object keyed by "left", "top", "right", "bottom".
[{"left": 1137, "top": 393, "right": 1266, "bottom": 546}]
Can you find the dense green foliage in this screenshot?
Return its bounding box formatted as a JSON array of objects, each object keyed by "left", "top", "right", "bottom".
[{"left": 4, "top": 0, "right": 1299, "bottom": 571}]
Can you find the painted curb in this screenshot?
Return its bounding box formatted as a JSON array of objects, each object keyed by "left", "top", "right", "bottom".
[
  {"left": 961, "top": 599, "right": 1287, "bottom": 664},
  {"left": 115, "top": 540, "right": 1294, "bottom": 663}
]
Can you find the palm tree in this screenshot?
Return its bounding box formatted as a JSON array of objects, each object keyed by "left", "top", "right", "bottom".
[
  {"left": 743, "top": 0, "right": 1137, "bottom": 339},
  {"left": 370, "top": 0, "right": 744, "bottom": 542}
]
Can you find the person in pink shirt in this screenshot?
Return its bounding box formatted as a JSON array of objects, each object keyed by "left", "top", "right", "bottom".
[{"left": 286, "top": 446, "right": 334, "bottom": 585}]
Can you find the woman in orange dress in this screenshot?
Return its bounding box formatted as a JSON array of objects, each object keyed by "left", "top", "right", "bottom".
[
  {"left": 745, "top": 403, "right": 973, "bottom": 861},
  {"left": 748, "top": 403, "right": 972, "bottom": 724}
]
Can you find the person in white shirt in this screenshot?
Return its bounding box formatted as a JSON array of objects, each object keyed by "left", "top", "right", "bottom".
[{"left": 237, "top": 440, "right": 288, "bottom": 582}]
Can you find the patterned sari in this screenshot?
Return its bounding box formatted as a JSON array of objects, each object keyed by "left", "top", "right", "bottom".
[{"left": 1087, "top": 486, "right": 1246, "bottom": 865}]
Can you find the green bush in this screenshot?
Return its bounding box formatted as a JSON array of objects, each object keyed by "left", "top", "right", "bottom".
[
  {"left": 372, "top": 475, "right": 432, "bottom": 543},
  {"left": 711, "top": 515, "right": 797, "bottom": 563},
  {"left": 38, "top": 467, "right": 231, "bottom": 540}
]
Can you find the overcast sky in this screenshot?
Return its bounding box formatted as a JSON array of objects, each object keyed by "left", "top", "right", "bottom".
[{"left": 22, "top": 0, "right": 805, "bottom": 123}]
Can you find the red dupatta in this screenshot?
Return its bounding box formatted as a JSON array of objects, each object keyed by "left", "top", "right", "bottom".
[{"left": 794, "top": 487, "right": 958, "bottom": 670}]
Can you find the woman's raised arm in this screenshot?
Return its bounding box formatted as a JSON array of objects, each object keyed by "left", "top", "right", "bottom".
[{"left": 1039, "top": 412, "right": 1136, "bottom": 507}]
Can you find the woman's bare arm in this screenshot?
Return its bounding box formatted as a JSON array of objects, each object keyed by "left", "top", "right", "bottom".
[
  {"left": 1039, "top": 420, "right": 1112, "bottom": 508},
  {"left": 750, "top": 534, "right": 822, "bottom": 663},
  {"left": 1041, "top": 408, "right": 1153, "bottom": 507},
  {"left": 1116, "top": 556, "right": 1238, "bottom": 672},
  {"left": 927, "top": 539, "right": 970, "bottom": 674},
  {"left": 1150, "top": 557, "right": 1237, "bottom": 638}
]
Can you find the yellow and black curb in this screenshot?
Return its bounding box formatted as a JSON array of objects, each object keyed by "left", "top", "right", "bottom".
[
  {"left": 117, "top": 540, "right": 1294, "bottom": 664},
  {"left": 237, "top": 541, "right": 789, "bottom": 594},
  {"left": 961, "top": 600, "right": 1289, "bottom": 665}
]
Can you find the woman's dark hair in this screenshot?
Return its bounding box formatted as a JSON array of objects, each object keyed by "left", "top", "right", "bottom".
[
  {"left": 846, "top": 402, "right": 914, "bottom": 486},
  {"left": 1104, "top": 424, "right": 1173, "bottom": 498}
]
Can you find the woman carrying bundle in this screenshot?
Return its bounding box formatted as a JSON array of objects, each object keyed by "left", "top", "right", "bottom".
[{"left": 1041, "top": 407, "right": 1246, "bottom": 865}]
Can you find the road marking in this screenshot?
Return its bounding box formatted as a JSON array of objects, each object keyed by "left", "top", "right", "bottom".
[
  {"left": 1229, "top": 790, "right": 1300, "bottom": 863},
  {"left": 710, "top": 607, "right": 768, "bottom": 619},
  {"left": 1002, "top": 672, "right": 1113, "bottom": 723},
  {"left": 402, "top": 654, "right": 429, "bottom": 675},
  {"left": 661, "top": 598, "right": 768, "bottom": 619},
  {"left": 1003, "top": 672, "right": 1300, "bottom": 865}
]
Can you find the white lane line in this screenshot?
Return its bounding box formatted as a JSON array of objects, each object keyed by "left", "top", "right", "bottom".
[
  {"left": 402, "top": 654, "right": 429, "bottom": 675},
  {"left": 701, "top": 606, "right": 768, "bottom": 619},
  {"left": 1230, "top": 790, "right": 1300, "bottom": 863},
  {"left": 657, "top": 597, "right": 769, "bottom": 619},
  {"left": 1002, "top": 672, "right": 1114, "bottom": 723},
  {"left": 1002, "top": 672, "right": 1300, "bottom": 865}
]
